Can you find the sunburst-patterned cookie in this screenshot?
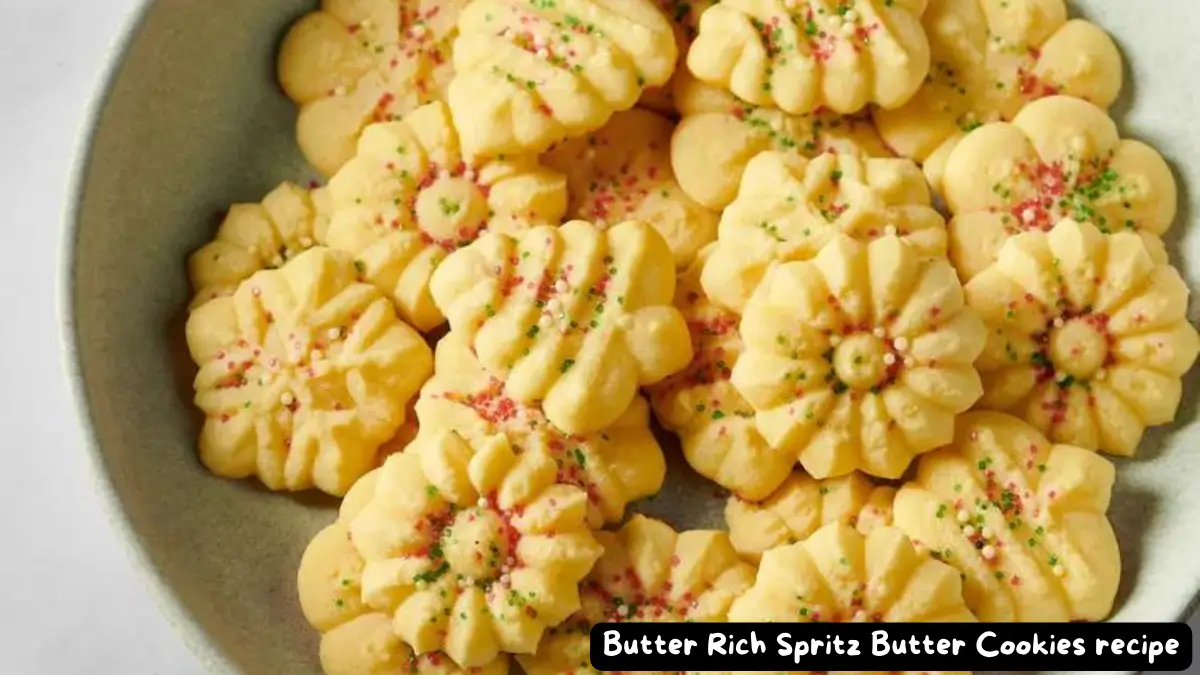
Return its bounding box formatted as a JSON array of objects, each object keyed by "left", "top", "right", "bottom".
[
  {"left": 324, "top": 101, "right": 568, "bottom": 333},
  {"left": 725, "top": 472, "right": 896, "bottom": 562},
  {"left": 892, "top": 411, "right": 1121, "bottom": 622},
  {"left": 184, "top": 247, "right": 433, "bottom": 496},
  {"left": 518, "top": 515, "right": 756, "bottom": 675},
  {"left": 430, "top": 219, "right": 693, "bottom": 435},
  {"left": 701, "top": 151, "right": 947, "bottom": 314},
  {"left": 941, "top": 96, "right": 1177, "bottom": 281},
  {"left": 965, "top": 219, "right": 1199, "bottom": 456},
  {"left": 732, "top": 234, "right": 986, "bottom": 479},
  {"left": 418, "top": 331, "right": 665, "bottom": 527},
  {"left": 298, "top": 475, "right": 511, "bottom": 675},
  {"left": 671, "top": 73, "right": 892, "bottom": 211},
  {"left": 542, "top": 108, "right": 719, "bottom": 268},
  {"left": 728, "top": 522, "right": 977, "bottom": 623},
  {"left": 346, "top": 430, "right": 604, "bottom": 667},
  {"left": 278, "top": 0, "right": 466, "bottom": 176},
  {"left": 446, "top": 0, "right": 677, "bottom": 157},
  {"left": 687, "top": 0, "right": 931, "bottom": 116},
  {"left": 649, "top": 246, "right": 796, "bottom": 501},
  {"left": 188, "top": 182, "right": 332, "bottom": 309}
]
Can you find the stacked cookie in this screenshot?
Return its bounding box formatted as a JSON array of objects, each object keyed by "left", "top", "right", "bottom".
[{"left": 178, "top": 0, "right": 1200, "bottom": 673}]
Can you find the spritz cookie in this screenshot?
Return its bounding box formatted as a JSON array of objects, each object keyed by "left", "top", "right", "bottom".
[
  {"left": 687, "top": 0, "right": 931, "bottom": 116},
  {"left": 725, "top": 472, "right": 896, "bottom": 562},
  {"left": 731, "top": 234, "right": 986, "bottom": 479},
  {"left": 430, "top": 219, "right": 693, "bottom": 435},
  {"left": 874, "top": 0, "right": 1123, "bottom": 194},
  {"left": 188, "top": 182, "right": 332, "bottom": 309},
  {"left": 298, "top": 476, "right": 510, "bottom": 675},
  {"left": 446, "top": 0, "right": 677, "bottom": 157},
  {"left": 324, "top": 101, "right": 568, "bottom": 333},
  {"left": 965, "top": 219, "right": 1200, "bottom": 456},
  {"left": 701, "top": 151, "right": 947, "bottom": 314},
  {"left": 346, "top": 430, "right": 604, "bottom": 667},
  {"left": 518, "top": 515, "right": 756, "bottom": 675},
  {"left": 542, "top": 108, "right": 719, "bottom": 268},
  {"left": 728, "top": 522, "right": 977, "bottom": 623},
  {"left": 418, "top": 331, "right": 666, "bottom": 527},
  {"left": 184, "top": 247, "right": 433, "bottom": 496},
  {"left": 638, "top": 0, "right": 718, "bottom": 114},
  {"left": 671, "top": 73, "right": 892, "bottom": 211},
  {"left": 648, "top": 247, "right": 796, "bottom": 501},
  {"left": 892, "top": 411, "right": 1121, "bottom": 622},
  {"left": 941, "top": 95, "right": 1177, "bottom": 282},
  {"left": 278, "top": 0, "right": 466, "bottom": 176}
]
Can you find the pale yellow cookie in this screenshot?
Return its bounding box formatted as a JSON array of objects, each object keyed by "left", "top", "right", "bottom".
[
  {"left": 188, "top": 182, "right": 332, "bottom": 309},
  {"left": 701, "top": 151, "right": 947, "bottom": 314},
  {"left": 278, "top": 0, "right": 466, "bottom": 176},
  {"left": 418, "top": 331, "right": 665, "bottom": 527},
  {"left": 687, "top": 0, "right": 931, "bottom": 116},
  {"left": 324, "top": 101, "right": 568, "bottom": 333},
  {"left": 725, "top": 472, "right": 896, "bottom": 562},
  {"left": 892, "top": 411, "right": 1121, "bottom": 622},
  {"left": 671, "top": 72, "right": 892, "bottom": 211},
  {"left": 346, "top": 431, "right": 604, "bottom": 667},
  {"left": 447, "top": 0, "right": 677, "bottom": 157},
  {"left": 941, "top": 95, "right": 1177, "bottom": 281},
  {"left": 298, "top": 476, "right": 510, "bottom": 675},
  {"left": 728, "top": 522, "right": 977, "bottom": 623},
  {"left": 874, "top": 0, "right": 1123, "bottom": 194},
  {"left": 648, "top": 246, "right": 795, "bottom": 500},
  {"left": 184, "top": 247, "right": 433, "bottom": 496},
  {"left": 430, "top": 219, "right": 693, "bottom": 435},
  {"left": 732, "top": 234, "right": 986, "bottom": 479},
  {"left": 542, "top": 108, "right": 719, "bottom": 268},
  {"left": 638, "top": 0, "right": 719, "bottom": 114},
  {"left": 965, "top": 219, "right": 1200, "bottom": 456},
  {"left": 518, "top": 515, "right": 756, "bottom": 675}
]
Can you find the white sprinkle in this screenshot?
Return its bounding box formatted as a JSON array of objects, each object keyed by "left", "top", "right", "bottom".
[
  {"left": 1053, "top": 317, "right": 1065, "bottom": 328},
  {"left": 873, "top": 327, "right": 886, "bottom": 338},
  {"left": 539, "top": 314, "right": 552, "bottom": 329},
  {"left": 415, "top": 579, "right": 427, "bottom": 589},
  {"left": 618, "top": 604, "right": 631, "bottom": 617},
  {"left": 478, "top": 497, "right": 488, "bottom": 508},
  {"left": 884, "top": 225, "right": 898, "bottom": 237},
  {"left": 547, "top": 298, "right": 562, "bottom": 312},
  {"left": 300, "top": 236, "right": 314, "bottom": 248},
  {"left": 595, "top": 218, "right": 607, "bottom": 229},
  {"left": 281, "top": 392, "right": 295, "bottom": 407},
  {"left": 1022, "top": 208, "right": 1037, "bottom": 223},
  {"left": 333, "top": 85, "right": 347, "bottom": 97},
  {"left": 409, "top": 24, "right": 426, "bottom": 37},
  {"left": 536, "top": 48, "right": 549, "bottom": 59},
  {"left": 829, "top": 334, "right": 842, "bottom": 347},
  {"left": 533, "top": 34, "right": 547, "bottom": 48},
  {"left": 981, "top": 527, "right": 994, "bottom": 540},
  {"left": 311, "top": 349, "right": 324, "bottom": 362},
  {"left": 327, "top": 327, "right": 342, "bottom": 341},
  {"left": 463, "top": 169, "right": 477, "bottom": 181},
  {"left": 839, "top": 22, "right": 855, "bottom": 37},
  {"left": 892, "top": 336, "right": 909, "bottom": 352},
  {"left": 982, "top": 545, "right": 997, "bottom": 560},
  {"left": 883, "top": 353, "right": 896, "bottom": 366},
  {"left": 956, "top": 509, "right": 969, "bottom": 523},
  {"left": 1052, "top": 565, "right": 1065, "bottom": 577},
  {"left": 843, "top": 9, "right": 858, "bottom": 22},
  {"left": 963, "top": 525, "right": 977, "bottom": 538},
  {"left": 500, "top": 574, "right": 511, "bottom": 586},
  {"left": 852, "top": 609, "right": 868, "bottom": 622},
  {"left": 554, "top": 279, "right": 569, "bottom": 293}
]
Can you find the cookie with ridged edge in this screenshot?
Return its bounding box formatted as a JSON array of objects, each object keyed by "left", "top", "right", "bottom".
[
  {"left": 892, "top": 411, "right": 1121, "bottom": 622},
  {"left": 417, "top": 330, "right": 665, "bottom": 527},
  {"left": 324, "top": 101, "right": 568, "bottom": 333},
  {"left": 701, "top": 150, "right": 947, "bottom": 314},
  {"left": 429, "top": 219, "right": 693, "bottom": 435},
  {"left": 965, "top": 218, "right": 1199, "bottom": 456},
  {"left": 184, "top": 247, "right": 432, "bottom": 496}
]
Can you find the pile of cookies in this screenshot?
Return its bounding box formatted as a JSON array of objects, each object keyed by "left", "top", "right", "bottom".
[{"left": 181, "top": 0, "right": 1200, "bottom": 672}]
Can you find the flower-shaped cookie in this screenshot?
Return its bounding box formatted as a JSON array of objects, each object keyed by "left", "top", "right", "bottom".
[
  {"left": 188, "top": 182, "right": 332, "bottom": 309},
  {"left": 430, "top": 219, "right": 693, "bottom": 435},
  {"left": 725, "top": 471, "right": 896, "bottom": 562},
  {"left": 874, "top": 0, "right": 1123, "bottom": 194},
  {"left": 418, "top": 331, "right": 666, "bottom": 527},
  {"left": 324, "top": 101, "right": 568, "bottom": 333},
  {"left": 184, "top": 247, "right": 433, "bottom": 496},
  {"left": 278, "top": 0, "right": 466, "bottom": 175},
  {"left": 446, "top": 0, "right": 678, "bottom": 157},
  {"left": 892, "top": 411, "right": 1121, "bottom": 621},
  {"left": 701, "top": 151, "right": 948, "bottom": 314},
  {"left": 648, "top": 247, "right": 796, "bottom": 501},
  {"left": 518, "top": 515, "right": 756, "bottom": 675},
  {"left": 687, "top": 0, "right": 931, "bottom": 116},
  {"left": 965, "top": 219, "right": 1199, "bottom": 456},
  {"left": 638, "top": 0, "right": 719, "bottom": 114},
  {"left": 732, "top": 234, "right": 986, "bottom": 479},
  {"left": 672, "top": 73, "right": 892, "bottom": 211},
  {"left": 941, "top": 95, "right": 1177, "bottom": 281},
  {"left": 298, "top": 475, "right": 511, "bottom": 675},
  {"left": 346, "top": 430, "right": 604, "bottom": 667},
  {"left": 542, "top": 108, "right": 719, "bottom": 268},
  {"left": 728, "top": 522, "right": 977, "bottom": 623}
]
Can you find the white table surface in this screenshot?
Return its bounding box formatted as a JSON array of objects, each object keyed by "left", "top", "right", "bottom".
[{"left": 0, "top": 0, "right": 1194, "bottom": 673}]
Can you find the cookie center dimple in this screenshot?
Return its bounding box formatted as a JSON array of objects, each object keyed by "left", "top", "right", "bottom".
[
  {"left": 442, "top": 509, "right": 509, "bottom": 580},
  {"left": 832, "top": 333, "right": 889, "bottom": 391},
  {"left": 415, "top": 176, "right": 488, "bottom": 244},
  {"left": 1048, "top": 318, "right": 1108, "bottom": 379}
]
